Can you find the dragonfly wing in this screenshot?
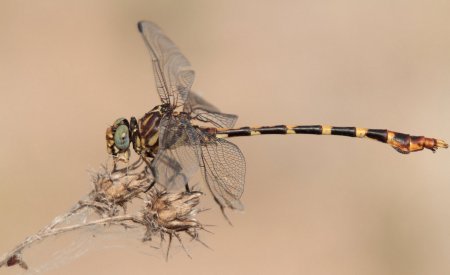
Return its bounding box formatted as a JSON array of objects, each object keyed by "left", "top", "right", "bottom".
[
  {"left": 151, "top": 146, "right": 199, "bottom": 190},
  {"left": 184, "top": 91, "right": 238, "bottom": 128},
  {"left": 193, "top": 110, "right": 238, "bottom": 129},
  {"left": 200, "top": 137, "right": 246, "bottom": 210},
  {"left": 151, "top": 116, "right": 201, "bottom": 190},
  {"left": 138, "top": 21, "right": 194, "bottom": 107},
  {"left": 152, "top": 116, "right": 245, "bottom": 211},
  {"left": 183, "top": 91, "right": 221, "bottom": 113}
]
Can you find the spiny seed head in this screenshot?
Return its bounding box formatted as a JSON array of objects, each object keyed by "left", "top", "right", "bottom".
[
  {"left": 144, "top": 191, "right": 203, "bottom": 232},
  {"left": 91, "top": 169, "right": 149, "bottom": 206},
  {"left": 94, "top": 175, "right": 127, "bottom": 201}
]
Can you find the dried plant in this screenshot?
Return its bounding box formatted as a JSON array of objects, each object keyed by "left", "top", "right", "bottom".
[{"left": 0, "top": 158, "right": 208, "bottom": 271}]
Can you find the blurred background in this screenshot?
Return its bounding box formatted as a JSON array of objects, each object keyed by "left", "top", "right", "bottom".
[{"left": 1, "top": 1, "right": 449, "bottom": 274}]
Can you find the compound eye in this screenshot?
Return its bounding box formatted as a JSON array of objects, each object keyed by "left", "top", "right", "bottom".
[{"left": 114, "top": 124, "right": 130, "bottom": 150}]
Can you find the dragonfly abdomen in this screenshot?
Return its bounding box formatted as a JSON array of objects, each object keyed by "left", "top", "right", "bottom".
[{"left": 214, "top": 125, "right": 448, "bottom": 154}]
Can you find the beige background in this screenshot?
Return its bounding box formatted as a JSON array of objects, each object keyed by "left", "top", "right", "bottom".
[{"left": 1, "top": 1, "right": 450, "bottom": 274}]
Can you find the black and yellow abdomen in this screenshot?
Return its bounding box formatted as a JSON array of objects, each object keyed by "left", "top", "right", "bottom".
[{"left": 213, "top": 125, "right": 448, "bottom": 154}]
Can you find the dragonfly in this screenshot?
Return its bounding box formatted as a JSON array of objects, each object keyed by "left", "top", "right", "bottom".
[{"left": 106, "top": 21, "right": 448, "bottom": 216}]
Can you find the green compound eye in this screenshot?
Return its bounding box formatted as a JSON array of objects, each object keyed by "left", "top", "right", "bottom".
[{"left": 114, "top": 124, "right": 130, "bottom": 150}]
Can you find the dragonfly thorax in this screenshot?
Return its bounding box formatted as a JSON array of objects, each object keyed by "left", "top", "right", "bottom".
[{"left": 135, "top": 105, "right": 166, "bottom": 157}]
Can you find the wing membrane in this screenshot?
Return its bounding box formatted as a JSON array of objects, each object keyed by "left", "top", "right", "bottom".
[
  {"left": 184, "top": 91, "right": 238, "bottom": 128},
  {"left": 151, "top": 116, "right": 201, "bottom": 190},
  {"left": 200, "top": 138, "right": 246, "bottom": 210},
  {"left": 138, "top": 21, "right": 195, "bottom": 107},
  {"left": 152, "top": 116, "right": 246, "bottom": 210}
]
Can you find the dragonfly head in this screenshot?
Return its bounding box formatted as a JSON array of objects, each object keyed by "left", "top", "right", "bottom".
[{"left": 106, "top": 118, "right": 131, "bottom": 162}]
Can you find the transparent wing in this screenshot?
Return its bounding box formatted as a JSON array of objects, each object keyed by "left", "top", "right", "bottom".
[
  {"left": 183, "top": 91, "right": 221, "bottom": 113},
  {"left": 152, "top": 116, "right": 245, "bottom": 210},
  {"left": 200, "top": 138, "right": 246, "bottom": 210},
  {"left": 138, "top": 21, "right": 195, "bottom": 107},
  {"left": 183, "top": 91, "right": 238, "bottom": 128},
  {"left": 151, "top": 116, "right": 201, "bottom": 190}
]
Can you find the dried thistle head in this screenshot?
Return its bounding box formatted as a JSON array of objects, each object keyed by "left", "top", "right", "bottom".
[
  {"left": 89, "top": 161, "right": 153, "bottom": 215},
  {"left": 143, "top": 190, "right": 203, "bottom": 234},
  {"left": 142, "top": 190, "right": 206, "bottom": 259}
]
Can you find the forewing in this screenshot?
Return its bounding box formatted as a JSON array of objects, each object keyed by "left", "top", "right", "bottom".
[
  {"left": 151, "top": 116, "right": 201, "bottom": 190},
  {"left": 183, "top": 91, "right": 221, "bottom": 113},
  {"left": 138, "top": 21, "right": 195, "bottom": 107},
  {"left": 200, "top": 138, "right": 246, "bottom": 210},
  {"left": 184, "top": 91, "right": 238, "bottom": 128}
]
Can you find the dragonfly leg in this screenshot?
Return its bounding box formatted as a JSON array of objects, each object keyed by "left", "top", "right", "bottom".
[
  {"left": 143, "top": 180, "right": 156, "bottom": 193},
  {"left": 214, "top": 197, "right": 233, "bottom": 226},
  {"left": 185, "top": 183, "right": 191, "bottom": 192}
]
